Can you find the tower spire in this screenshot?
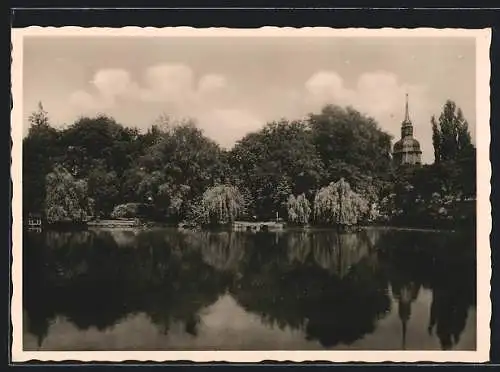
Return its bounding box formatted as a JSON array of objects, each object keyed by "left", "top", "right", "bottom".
[{"left": 404, "top": 92, "right": 410, "bottom": 122}]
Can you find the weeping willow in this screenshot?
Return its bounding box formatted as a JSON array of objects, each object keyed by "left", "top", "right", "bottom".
[
  {"left": 45, "top": 165, "right": 91, "bottom": 224},
  {"left": 200, "top": 185, "right": 246, "bottom": 225},
  {"left": 313, "top": 178, "right": 369, "bottom": 226},
  {"left": 287, "top": 193, "right": 311, "bottom": 225}
]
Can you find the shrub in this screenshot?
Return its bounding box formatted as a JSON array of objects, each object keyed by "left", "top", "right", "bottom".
[{"left": 110, "top": 203, "right": 142, "bottom": 219}]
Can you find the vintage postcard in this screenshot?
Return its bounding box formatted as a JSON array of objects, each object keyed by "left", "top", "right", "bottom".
[{"left": 10, "top": 27, "right": 491, "bottom": 363}]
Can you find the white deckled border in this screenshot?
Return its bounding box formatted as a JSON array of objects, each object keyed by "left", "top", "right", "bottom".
[
  {"left": 10, "top": 26, "right": 492, "bottom": 363},
  {"left": 11, "top": 26, "right": 492, "bottom": 38}
]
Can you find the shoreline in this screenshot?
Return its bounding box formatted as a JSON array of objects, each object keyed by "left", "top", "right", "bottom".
[{"left": 29, "top": 219, "right": 471, "bottom": 234}]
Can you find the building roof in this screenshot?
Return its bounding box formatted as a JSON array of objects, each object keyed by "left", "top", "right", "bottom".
[{"left": 393, "top": 137, "right": 422, "bottom": 154}]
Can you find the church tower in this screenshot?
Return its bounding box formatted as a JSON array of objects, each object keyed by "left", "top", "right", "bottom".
[{"left": 392, "top": 94, "right": 422, "bottom": 166}]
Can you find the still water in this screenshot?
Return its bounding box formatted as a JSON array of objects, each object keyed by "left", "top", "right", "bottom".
[{"left": 23, "top": 227, "right": 476, "bottom": 351}]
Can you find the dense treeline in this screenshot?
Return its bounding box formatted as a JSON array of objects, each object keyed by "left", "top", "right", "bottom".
[{"left": 23, "top": 100, "right": 475, "bottom": 229}]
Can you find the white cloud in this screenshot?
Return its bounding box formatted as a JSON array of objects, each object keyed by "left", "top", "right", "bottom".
[
  {"left": 356, "top": 72, "right": 403, "bottom": 114},
  {"left": 303, "top": 70, "right": 426, "bottom": 121},
  {"left": 300, "top": 70, "right": 433, "bottom": 162},
  {"left": 197, "top": 109, "right": 263, "bottom": 149},
  {"left": 91, "top": 69, "right": 134, "bottom": 103},
  {"left": 305, "top": 71, "right": 355, "bottom": 108},
  {"left": 195, "top": 74, "right": 233, "bottom": 110},
  {"left": 198, "top": 74, "right": 227, "bottom": 95},
  {"left": 67, "top": 65, "right": 256, "bottom": 149},
  {"left": 140, "top": 64, "right": 195, "bottom": 104},
  {"left": 67, "top": 65, "right": 435, "bottom": 162}
]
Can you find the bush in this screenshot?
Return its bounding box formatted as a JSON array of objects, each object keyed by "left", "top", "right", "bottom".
[{"left": 110, "top": 203, "right": 143, "bottom": 219}]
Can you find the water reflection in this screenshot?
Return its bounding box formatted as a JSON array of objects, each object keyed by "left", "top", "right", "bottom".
[
  {"left": 376, "top": 229, "right": 476, "bottom": 350},
  {"left": 23, "top": 227, "right": 476, "bottom": 350}
]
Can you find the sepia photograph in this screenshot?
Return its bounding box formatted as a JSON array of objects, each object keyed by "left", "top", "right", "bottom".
[{"left": 10, "top": 27, "right": 491, "bottom": 363}]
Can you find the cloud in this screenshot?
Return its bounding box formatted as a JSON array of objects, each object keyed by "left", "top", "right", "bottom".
[
  {"left": 300, "top": 70, "right": 433, "bottom": 162},
  {"left": 79, "top": 64, "right": 231, "bottom": 113},
  {"left": 67, "top": 65, "right": 435, "bottom": 162},
  {"left": 69, "top": 63, "right": 232, "bottom": 117},
  {"left": 303, "top": 70, "right": 426, "bottom": 120},
  {"left": 196, "top": 74, "right": 233, "bottom": 110},
  {"left": 305, "top": 71, "right": 355, "bottom": 107},
  {"left": 140, "top": 64, "right": 195, "bottom": 104},
  {"left": 197, "top": 109, "right": 263, "bottom": 149},
  {"left": 91, "top": 69, "right": 134, "bottom": 103},
  {"left": 67, "top": 64, "right": 254, "bottom": 148},
  {"left": 198, "top": 74, "right": 227, "bottom": 95}
]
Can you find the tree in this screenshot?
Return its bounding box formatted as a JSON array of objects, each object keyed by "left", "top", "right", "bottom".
[
  {"left": 136, "top": 170, "right": 165, "bottom": 204},
  {"left": 287, "top": 194, "right": 312, "bottom": 225},
  {"left": 429, "top": 100, "right": 476, "bottom": 201},
  {"left": 380, "top": 101, "right": 477, "bottom": 227},
  {"left": 431, "top": 100, "right": 474, "bottom": 163},
  {"left": 156, "top": 183, "right": 191, "bottom": 220},
  {"left": 120, "top": 166, "right": 148, "bottom": 203},
  {"left": 307, "top": 105, "right": 393, "bottom": 192},
  {"left": 45, "top": 165, "right": 91, "bottom": 224},
  {"left": 431, "top": 119, "right": 441, "bottom": 165},
  {"left": 313, "top": 178, "right": 369, "bottom": 226},
  {"left": 23, "top": 102, "right": 60, "bottom": 215},
  {"left": 131, "top": 169, "right": 191, "bottom": 221},
  {"left": 27, "top": 102, "right": 50, "bottom": 134},
  {"left": 139, "top": 121, "right": 227, "bottom": 191},
  {"left": 129, "top": 121, "right": 228, "bottom": 221},
  {"left": 230, "top": 119, "right": 324, "bottom": 220},
  {"left": 58, "top": 115, "right": 140, "bottom": 178},
  {"left": 198, "top": 185, "right": 246, "bottom": 225},
  {"left": 159, "top": 122, "right": 228, "bottom": 195},
  {"left": 287, "top": 195, "right": 298, "bottom": 224},
  {"left": 87, "top": 163, "right": 120, "bottom": 218}
]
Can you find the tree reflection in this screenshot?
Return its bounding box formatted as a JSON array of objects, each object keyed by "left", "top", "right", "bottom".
[
  {"left": 195, "top": 231, "right": 246, "bottom": 273},
  {"left": 230, "top": 229, "right": 391, "bottom": 347},
  {"left": 426, "top": 232, "right": 476, "bottom": 350},
  {"left": 23, "top": 229, "right": 232, "bottom": 346},
  {"left": 23, "top": 227, "right": 476, "bottom": 350},
  {"left": 376, "top": 229, "right": 476, "bottom": 350}
]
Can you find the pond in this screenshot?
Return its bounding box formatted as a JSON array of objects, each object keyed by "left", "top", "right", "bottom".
[{"left": 22, "top": 227, "right": 477, "bottom": 351}]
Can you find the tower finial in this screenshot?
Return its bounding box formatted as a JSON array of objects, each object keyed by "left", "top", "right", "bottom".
[{"left": 404, "top": 92, "right": 410, "bottom": 122}]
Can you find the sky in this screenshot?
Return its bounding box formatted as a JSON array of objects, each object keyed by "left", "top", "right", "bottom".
[{"left": 23, "top": 36, "right": 476, "bottom": 164}]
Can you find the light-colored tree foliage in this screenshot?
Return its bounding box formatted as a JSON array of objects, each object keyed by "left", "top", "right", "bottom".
[
  {"left": 313, "top": 178, "right": 369, "bottom": 226},
  {"left": 110, "top": 203, "right": 142, "bottom": 219},
  {"left": 199, "top": 185, "right": 246, "bottom": 225},
  {"left": 45, "top": 165, "right": 91, "bottom": 224},
  {"left": 287, "top": 193, "right": 311, "bottom": 225}
]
